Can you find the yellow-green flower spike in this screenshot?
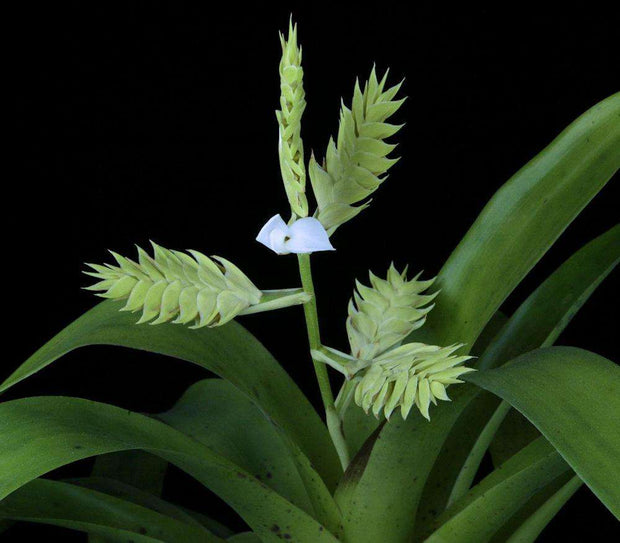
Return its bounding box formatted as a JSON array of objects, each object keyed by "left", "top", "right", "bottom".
[
  {"left": 84, "top": 243, "right": 262, "bottom": 328},
  {"left": 353, "top": 343, "right": 474, "bottom": 420},
  {"left": 347, "top": 264, "right": 437, "bottom": 360},
  {"left": 276, "top": 19, "right": 308, "bottom": 218},
  {"left": 309, "top": 67, "right": 405, "bottom": 234}
]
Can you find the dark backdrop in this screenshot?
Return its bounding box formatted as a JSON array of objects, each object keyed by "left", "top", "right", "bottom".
[{"left": 6, "top": 2, "right": 619, "bottom": 540}]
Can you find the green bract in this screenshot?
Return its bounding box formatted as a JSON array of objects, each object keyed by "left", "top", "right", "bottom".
[
  {"left": 2, "top": 18, "right": 618, "bottom": 543},
  {"left": 84, "top": 243, "right": 311, "bottom": 328},
  {"left": 347, "top": 265, "right": 437, "bottom": 360},
  {"left": 353, "top": 343, "right": 474, "bottom": 420},
  {"left": 85, "top": 243, "right": 261, "bottom": 327},
  {"left": 277, "top": 20, "right": 308, "bottom": 218},
  {"left": 309, "top": 68, "right": 405, "bottom": 234}
]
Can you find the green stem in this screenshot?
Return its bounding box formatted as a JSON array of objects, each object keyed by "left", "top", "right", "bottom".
[
  {"left": 239, "top": 288, "right": 311, "bottom": 315},
  {"left": 297, "top": 253, "right": 350, "bottom": 470}
]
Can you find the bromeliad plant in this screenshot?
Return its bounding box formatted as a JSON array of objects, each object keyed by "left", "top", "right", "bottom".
[{"left": 0, "top": 19, "right": 618, "bottom": 543}]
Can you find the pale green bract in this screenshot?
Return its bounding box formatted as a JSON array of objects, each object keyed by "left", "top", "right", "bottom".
[
  {"left": 276, "top": 19, "right": 308, "bottom": 218},
  {"left": 342, "top": 264, "right": 472, "bottom": 421},
  {"left": 310, "top": 68, "right": 405, "bottom": 234},
  {"left": 347, "top": 264, "right": 437, "bottom": 360},
  {"left": 354, "top": 343, "right": 474, "bottom": 420},
  {"left": 85, "top": 243, "right": 262, "bottom": 328}
]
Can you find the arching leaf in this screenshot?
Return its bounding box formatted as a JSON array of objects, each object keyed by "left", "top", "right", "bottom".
[
  {"left": 0, "top": 300, "right": 341, "bottom": 489},
  {"left": 0, "top": 478, "right": 221, "bottom": 542},
  {"left": 408, "top": 93, "right": 620, "bottom": 350},
  {"left": 466, "top": 347, "right": 620, "bottom": 517},
  {"left": 0, "top": 396, "right": 340, "bottom": 543}
]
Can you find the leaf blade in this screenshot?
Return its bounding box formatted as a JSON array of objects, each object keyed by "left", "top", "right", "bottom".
[
  {"left": 0, "top": 396, "right": 340, "bottom": 543},
  {"left": 0, "top": 300, "right": 341, "bottom": 489},
  {"left": 424, "top": 438, "right": 571, "bottom": 543},
  {"left": 409, "top": 93, "right": 620, "bottom": 350},
  {"left": 0, "top": 478, "right": 221, "bottom": 542},
  {"left": 466, "top": 346, "right": 620, "bottom": 517}
]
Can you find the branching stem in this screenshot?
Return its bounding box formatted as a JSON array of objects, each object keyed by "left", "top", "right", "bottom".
[{"left": 297, "top": 253, "right": 350, "bottom": 470}]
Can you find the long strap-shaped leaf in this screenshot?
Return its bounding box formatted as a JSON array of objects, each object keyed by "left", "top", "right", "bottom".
[
  {"left": 157, "top": 379, "right": 342, "bottom": 533},
  {"left": 479, "top": 224, "right": 620, "bottom": 370},
  {"left": 0, "top": 300, "right": 341, "bottom": 489},
  {"left": 0, "top": 396, "right": 340, "bottom": 543},
  {"left": 88, "top": 451, "right": 171, "bottom": 543},
  {"left": 0, "top": 478, "right": 222, "bottom": 542},
  {"left": 413, "top": 392, "right": 502, "bottom": 534},
  {"left": 416, "top": 224, "right": 620, "bottom": 529},
  {"left": 487, "top": 471, "right": 573, "bottom": 543},
  {"left": 335, "top": 384, "right": 479, "bottom": 542},
  {"left": 447, "top": 225, "right": 620, "bottom": 491},
  {"left": 423, "top": 438, "right": 571, "bottom": 543},
  {"left": 90, "top": 450, "right": 168, "bottom": 498},
  {"left": 408, "top": 92, "right": 620, "bottom": 350},
  {"left": 157, "top": 379, "right": 313, "bottom": 512},
  {"left": 466, "top": 346, "right": 620, "bottom": 518},
  {"left": 70, "top": 476, "right": 216, "bottom": 532},
  {"left": 504, "top": 476, "right": 583, "bottom": 543}
]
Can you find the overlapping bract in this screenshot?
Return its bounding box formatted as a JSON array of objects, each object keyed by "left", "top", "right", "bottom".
[
  {"left": 344, "top": 265, "right": 473, "bottom": 420},
  {"left": 354, "top": 343, "right": 474, "bottom": 420},
  {"left": 347, "top": 265, "right": 437, "bottom": 360},
  {"left": 276, "top": 20, "right": 308, "bottom": 217},
  {"left": 309, "top": 68, "right": 405, "bottom": 234},
  {"left": 84, "top": 244, "right": 262, "bottom": 328}
]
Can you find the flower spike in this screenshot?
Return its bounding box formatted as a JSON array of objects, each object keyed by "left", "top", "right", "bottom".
[
  {"left": 84, "top": 243, "right": 263, "bottom": 328},
  {"left": 309, "top": 67, "right": 405, "bottom": 234},
  {"left": 353, "top": 343, "right": 475, "bottom": 420},
  {"left": 277, "top": 18, "right": 308, "bottom": 218},
  {"left": 347, "top": 264, "right": 437, "bottom": 360}
]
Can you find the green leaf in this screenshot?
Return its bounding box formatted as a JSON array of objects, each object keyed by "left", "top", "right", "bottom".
[
  {"left": 0, "top": 478, "right": 221, "bottom": 542},
  {"left": 430, "top": 223, "right": 620, "bottom": 515},
  {"left": 488, "top": 471, "right": 574, "bottom": 543},
  {"left": 227, "top": 533, "right": 263, "bottom": 542},
  {"left": 341, "top": 395, "right": 384, "bottom": 459},
  {"left": 88, "top": 450, "right": 170, "bottom": 543},
  {"left": 157, "top": 379, "right": 313, "bottom": 512},
  {"left": 479, "top": 224, "right": 620, "bottom": 370},
  {"left": 466, "top": 346, "right": 620, "bottom": 517},
  {"left": 157, "top": 379, "right": 342, "bottom": 535},
  {"left": 408, "top": 93, "right": 620, "bottom": 350},
  {"left": 504, "top": 476, "right": 583, "bottom": 543},
  {"left": 470, "top": 311, "right": 508, "bottom": 356},
  {"left": 489, "top": 409, "right": 543, "bottom": 467},
  {"left": 335, "top": 385, "right": 479, "bottom": 542},
  {"left": 70, "top": 477, "right": 213, "bottom": 532},
  {"left": 424, "top": 438, "right": 571, "bottom": 543},
  {"left": 0, "top": 300, "right": 341, "bottom": 489},
  {"left": 91, "top": 451, "right": 168, "bottom": 497},
  {"left": 0, "top": 396, "right": 340, "bottom": 543},
  {"left": 413, "top": 392, "right": 501, "bottom": 537}
]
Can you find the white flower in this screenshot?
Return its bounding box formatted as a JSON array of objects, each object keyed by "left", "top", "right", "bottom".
[{"left": 256, "top": 214, "right": 335, "bottom": 255}]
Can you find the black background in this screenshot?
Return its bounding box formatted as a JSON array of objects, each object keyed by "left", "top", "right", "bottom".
[{"left": 5, "top": 2, "right": 619, "bottom": 540}]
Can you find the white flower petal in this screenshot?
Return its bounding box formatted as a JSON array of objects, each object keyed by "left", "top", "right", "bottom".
[
  {"left": 256, "top": 214, "right": 289, "bottom": 252},
  {"left": 269, "top": 228, "right": 290, "bottom": 255},
  {"left": 285, "top": 217, "right": 335, "bottom": 254},
  {"left": 257, "top": 215, "right": 335, "bottom": 255}
]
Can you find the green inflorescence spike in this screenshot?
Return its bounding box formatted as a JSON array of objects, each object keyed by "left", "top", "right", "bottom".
[
  {"left": 276, "top": 18, "right": 308, "bottom": 218},
  {"left": 84, "top": 242, "right": 262, "bottom": 328},
  {"left": 309, "top": 67, "right": 406, "bottom": 234}
]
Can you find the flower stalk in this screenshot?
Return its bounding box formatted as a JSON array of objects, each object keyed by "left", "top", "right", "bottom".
[{"left": 297, "top": 253, "right": 350, "bottom": 470}]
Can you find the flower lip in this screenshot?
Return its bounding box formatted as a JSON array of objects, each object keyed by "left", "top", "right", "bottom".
[{"left": 256, "top": 214, "right": 335, "bottom": 255}]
